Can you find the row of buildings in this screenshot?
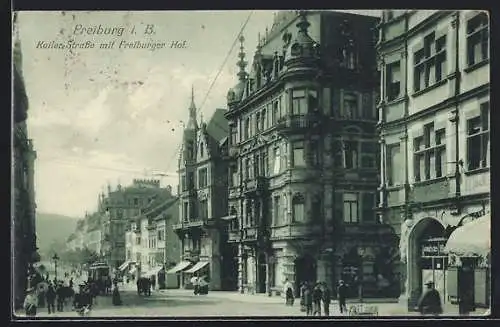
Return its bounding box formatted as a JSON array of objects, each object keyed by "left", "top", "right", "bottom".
[
  {"left": 12, "top": 12, "right": 39, "bottom": 310},
  {"left": 65, "top": 10, "right": 490, "bottom": 311},
  {"left": 66, "top": 179, "right": 181, "bottom": 286},
  {"left": 171, "top": 9, "right": 490, "bottom": 310}
]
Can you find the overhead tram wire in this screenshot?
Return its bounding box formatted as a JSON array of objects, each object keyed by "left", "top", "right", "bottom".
[{"left": 164, "top": 11, "right": 255, "bottom": 173}]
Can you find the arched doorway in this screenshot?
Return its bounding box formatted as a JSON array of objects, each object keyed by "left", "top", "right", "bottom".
[
  {"left": 294, "top": 255, "right": 316, "bottom": 296},
  {"left": 407, "top": 218, "right": 446, "bottom": 307}
]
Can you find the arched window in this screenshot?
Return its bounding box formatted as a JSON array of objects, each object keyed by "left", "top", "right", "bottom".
[
  {"left": 292, "top": 193, "right": 305, "bottom": 222},
  {"left": 200, "top": 141, "right": 204, "bottom": 157}
]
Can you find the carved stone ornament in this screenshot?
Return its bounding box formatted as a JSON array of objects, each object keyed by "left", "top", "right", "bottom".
[{"left": 399, "top": 219, "right": 414, "bottom": 263}]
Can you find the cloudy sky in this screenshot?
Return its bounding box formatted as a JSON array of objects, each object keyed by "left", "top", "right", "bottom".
[{"left": 16, "top": 10, "right": 380, "bottom": 218}]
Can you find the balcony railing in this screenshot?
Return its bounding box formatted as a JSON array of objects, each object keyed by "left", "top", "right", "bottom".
[
  {"left": 276, "top": 114, "right": 322, "bottom": 134},
  {"left": 172, "top": 219, "right": 205, "bottom": 231},
  {"left": 243, "top": 176, "right": 268, "bottom": 195}
]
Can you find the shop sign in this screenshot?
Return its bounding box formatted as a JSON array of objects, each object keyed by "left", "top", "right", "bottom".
[{"left": 421, "top": 239, "right": 447, "bottom": 257}]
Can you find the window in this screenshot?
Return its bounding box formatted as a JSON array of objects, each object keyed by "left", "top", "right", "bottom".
[
  {"left": 260, "top": 152, "right": 268, "bottom": 177},
  {"left": 292, "top": 194, "right": 305, "bottom": 222},
  {"left": 136, "top": 236, "right": 141, "bottom": 245},
  {"left": 273, "top": 196, "right": 281, "bottom": 226},
  {"left": 292, "top": 141, "right": 306, "bottom": 167},
  {"left": 292, "top": 90, "right": 307, "bottom": 115},
  {"left": 362, "top": 193, "right": 376, "bottom": 223},
  {"left": 230, "top": 165, "right": 238, "bottom": 187},
  {"left": 244, "top": 117, "right": 250, "bottom": 139},
  {"left": 200, "top": 142, "right": 204, "bottom": 157},
  {"left": 332, "top": 139, "right": 343, "bottom": 168},
  {"left": 386, "top": 61, "right": 401, "bottom": 101},
  {"left": 308, "top": 140, "right": 321, "bottom": 166},
  {"left": 255, "top": 112, "right": 261, "bottom": 132},
  {"left": 261, "top": 109, "right": 267, "bottom": 130},
  {"left": 245, "top": 158, "right": 251, "bottom": 180},
  {"left": 183, "top": 202, "right": 189, "bottom": 221},
  {"left": 387, "top": 144, "right": 401, "bottom": 186},
  {"left": 311, "top": 195, "right": 321, "bottom": 222},
  {"left": 343, "top": 93, "right": 358, "bottom": 119},
  {"left": 158, "top": 229, "right": 164, "bottom": 241},
  {"left": 344, "top": 140, "right": 358, "bottom": 169},
  {"left": 467, "top": 13, "right": 489, "bottom": 67},
  {"left": 413, "top": 32, "right": 447, "bottom": 92},
  {"left": 254, "top": 154, "right": 260, "bottom": 177},
  {"left": 467, "top": 102, "right": 490, "bottom": 170},
  {"left": 361, "top": 142, "right": 377, "bottom": 168},
  {"left": 308, "top": 90, "right": 318, "bottom": 112},
  {"left": 198, "top": 168, "right": 208, "bottom": 188},
  {"left": 134, "top": 198, "right": 139, "bottom": 206},
  {"left": 230, "top": 125, "right": 237, "bottom": 146},
  {"left": 413, "top": 123, "right": 447, "bottom": 181},
  {"left": 199, "top": 199, "right": 208, "bottom": 220},
  {"left": 187, "top": 172, "right": 194, "bottom": 189},
  {"left": 272, "top": 101, "right": 279, "bottom": 125},
  {"left": 273, "top": 146, "right": 281, "bottom": 175},
  {"left": 343, "top": 193, "right": 359, "bottom": 223}
]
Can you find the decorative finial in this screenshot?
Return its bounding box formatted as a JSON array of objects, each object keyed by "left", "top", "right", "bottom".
[
  {"left": 236, "top": 34, "right": 248, "bottom": 82},
  {"left": 297, "top": 10, "right": 310, "bottom": 33}
]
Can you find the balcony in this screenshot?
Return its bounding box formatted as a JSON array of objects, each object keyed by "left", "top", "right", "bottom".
[
  {"left": 276, "top": 114, "right": 322, "bottom": 135},
  {"left": 182, "top": 248, "right": 201, "bottom": 261},
  {"left": 242, "top": 226, "right": 258, "bottom": 242},
  {"left": 173, "top": 219, "right": 205, "bottom": 231},
  {"left": 270, "top": 223, "right": 323, "bottom": 240},
  {"left": 243, "top": 176, "right": 268, "bottom": 195},
  {"left": 180, "top": 188, "right": 197, "bottom": 198}
]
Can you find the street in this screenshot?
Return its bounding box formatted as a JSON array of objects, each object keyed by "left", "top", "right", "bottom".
[{"left": 16, "top": 284, "right": 489, "bottom": 318}]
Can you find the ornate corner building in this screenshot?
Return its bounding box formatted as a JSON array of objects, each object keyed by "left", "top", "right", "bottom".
[
  {"left": 224, "top": 11, "right": 397, "bottom": 298},
  {"left": 377, "top": 10, "right": 490, "bottom": 309},
  {"left": 174, "top": 90, "right": 234, "bottom": 290},
  {"left": 13, "top": 12, "right": 39, "bottom": 310}
]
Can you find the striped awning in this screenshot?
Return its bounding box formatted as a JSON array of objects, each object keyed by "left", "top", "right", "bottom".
[
  {"left": 184, "top": 261, "right": 209, "bottom": 274},
  {"left": 445, "top": 213, "right": 490, "bottom": 256},
  {"left": 118, "top": 260, "right": 131, "bottom": 271},
  {"left": 166, "top": 261, "right": 192, "bottom": 274}
]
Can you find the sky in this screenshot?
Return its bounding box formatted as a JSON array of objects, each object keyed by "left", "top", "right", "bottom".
[{"left": 16, "top": 10, "right": 381, "bottom": 218}]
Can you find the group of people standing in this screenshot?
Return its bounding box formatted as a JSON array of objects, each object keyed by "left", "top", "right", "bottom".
[
  {"left": 191, "top": 275, "right": 209, "bottom": 295},
  {"left": 283, "top": 279, "right": 350, "bottom": 317}
]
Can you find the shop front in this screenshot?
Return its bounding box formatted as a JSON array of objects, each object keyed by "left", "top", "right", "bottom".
[{"left": 444, "top": 213, "right": 490, "bottom": 314}]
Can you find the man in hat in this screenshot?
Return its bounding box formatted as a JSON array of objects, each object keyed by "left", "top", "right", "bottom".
[
  {"left": 23, "top": 287, "right": 38, "bottom": 317},
  {"left": 321, "top": 282, "right": 331, "bottom": 317},
  {"left": 312, "top": 282, "right": 323, "bottom": 316},
  {"left": 337, "top": 280, "right": 348, "bottom": 314},
  {"left": 45, "top": 281, "right": 56, "bottom": 314},
  {"left": 416, "top": 281, "right": 443, "bottom": 316}
]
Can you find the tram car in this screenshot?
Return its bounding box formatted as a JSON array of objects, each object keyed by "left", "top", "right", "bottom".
[{"left": 88, "top": 262, "right": 111, "bottom": 294}]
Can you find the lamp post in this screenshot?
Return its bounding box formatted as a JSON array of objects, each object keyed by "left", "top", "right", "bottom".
[{"left": 52, "top": 253, "right": 59, "bottom": 282}]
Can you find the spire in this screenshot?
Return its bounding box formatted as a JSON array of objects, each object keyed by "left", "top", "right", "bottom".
[
  {"left": 236, "top": 34, "right": 247, "bottom": 82},
  {"left": 185, "top": 85, "right": 198, "bottom": 130}
]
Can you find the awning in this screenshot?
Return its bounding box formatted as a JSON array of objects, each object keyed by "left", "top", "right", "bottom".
[
  {"left": 166, "top": 261, "right": 192, "bottom": 274},
  {"left": 444, "top": 214, "right": 490, "bottom": 256},
  {"left": 118, "top": 260, "right": 131, "bottom": 271},
  {"left": 144, "top": 266, "right": 164, "bottom": 276},
  {"left": 184, "top": 261, "right": 209, "bottom": 274}
]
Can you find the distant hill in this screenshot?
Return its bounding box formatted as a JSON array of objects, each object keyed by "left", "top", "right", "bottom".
[{"left": 35, "top": 212, "right": 79, "bottom": 258}]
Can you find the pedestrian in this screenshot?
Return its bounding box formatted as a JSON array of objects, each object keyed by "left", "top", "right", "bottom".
[
  {"left": 283, "top": 278, "right": 294, "bottom": 306},
  {"left": 299, "top": 282, "right": 307, "bottom": 312},
  {"left": 112, "top": 285, "right": 122, "bottom": 306},
  {"left": 416, "top": 281, "right": 443, "bottom": 316},
  {"left": 337, "top": 280, "right": 348, "bottom": 315},
  {"left": 150, "top": 276, "right": 156, "bottom": 291},
  {"left": 23, "top": 287, "right": 38, "bottom": 317},
  {"left": 56, "top": 282, "right": 64, "bottom": 312},
  {"left": 69, "top": 278, "right": 73, "bottom": 289},
  {"left": 191, "top": 275, "right": 199, "bottom": 295},
  {"left": 46, "top": 282, "right": 56, "bottom": 314},
  {"left": 304, "top": 283, "right": 313, "bottom": 316},
  {"left": 312, "top": 283, "right": 323, "bottom": 316},
  {"left": 198, "top": 275, "right": 209, "bottom": 295},
  {"left": 321, "top": 282, "right": 331, "bottom": 317}
]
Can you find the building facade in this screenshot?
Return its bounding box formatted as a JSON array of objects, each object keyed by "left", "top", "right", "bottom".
[
  {"left": 224, "top": 11, "right": 395, "bottom": 297},
  {"left": 376, "top": 10, "right": 490, "bottom": 309},
  {"left": 13, "top": 12, "right": 39, "bottom": 310},
  {"left": 99, "top": 179, "right": 166, "bottom": 268},
  {"left": 173, "top": 91, "right": 233, "bottom": 290}
]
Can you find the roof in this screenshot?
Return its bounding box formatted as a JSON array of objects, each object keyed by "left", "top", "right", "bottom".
[{"left": 205, "top": 108, "right": 228, "bottom": 142}]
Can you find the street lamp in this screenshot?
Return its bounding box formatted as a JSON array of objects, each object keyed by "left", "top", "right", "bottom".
[{"left": 52, "top": 253, "right": 59, "bottom": 282}]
